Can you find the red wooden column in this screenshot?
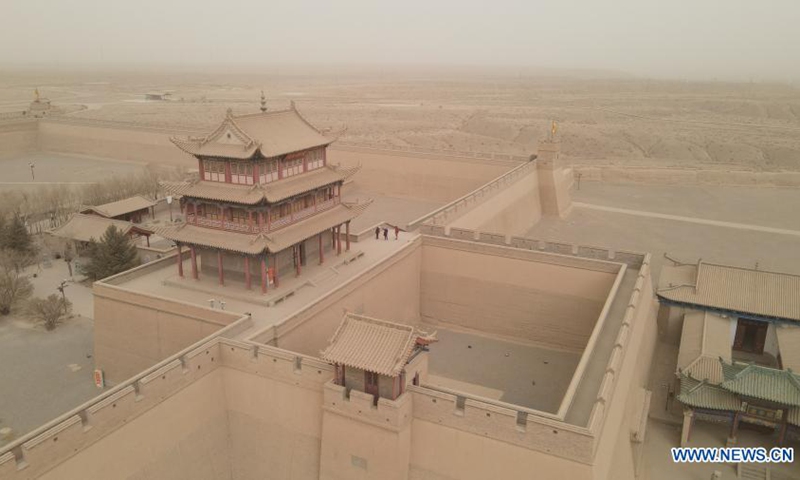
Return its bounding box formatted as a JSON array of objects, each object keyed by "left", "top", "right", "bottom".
[
  {"left": 190, "top": 246, "right": 198, "bottom": 279},
  {"left": 336, "top": 225, "right": 342, "bottom": 256},
  {"left": 244, "top": 256, "right": 252, "bottom": 290},
  {"left": 318, "top": 233, "right": 324, "bottom": 265},
  {"left": 260, "top": 256, "right": 268, "bottom": 294},
  {"left": 247, "top": 211, "right": 254, "bottom": 232},
  {"left": 176, "top": 244, "right": 184, "bottom": 277},
  {"left": 145, "top": 235, "right": 150, "bottom": 247},
  {"left": 345, "top": 221, "right": 351, "bottom": 251},
  {"left": 272, "top": 254, "right": 280, "bottom": 287},
  {"left": 217, "top": 250, "right": 224, "bottom": 285},
  {"left": 295, "top": 245, "right": 301, "bottom": 277}
]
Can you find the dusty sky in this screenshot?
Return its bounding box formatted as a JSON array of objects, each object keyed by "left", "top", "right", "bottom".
[{"left": 2, "top": 0, "right": 799, "bottom": 81}]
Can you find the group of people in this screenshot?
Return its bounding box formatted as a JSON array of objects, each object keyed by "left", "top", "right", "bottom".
[{"left": 375, "top": 225, "right": 400, "bottom": 240}]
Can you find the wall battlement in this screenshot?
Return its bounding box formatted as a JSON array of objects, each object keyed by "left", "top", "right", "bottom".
[
  {"left": 323, "top": 382, "right": 413, "bottom": 432},
  {"left": 0, "top": 332, "right": 345, "bottom": 479},
  {"left": 420, "top": 224, "right": 646, "bottom": 269},
  {"left": 408, "top": 160, "right": 537, "bottom": 230},
  {"left": 409, "top": 385, "right": 595, "bottom": 464}
]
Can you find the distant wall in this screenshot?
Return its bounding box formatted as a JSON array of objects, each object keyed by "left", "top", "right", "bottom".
[
  {"left": 0, "top": 120, "right": 38, "bottom": 158},
  {"left": 575, "top": 165, "right": 800, "bottom": 188},
  {"left": 94, "top": 255, "right": 242, "bottom": 384},
  {"left": 420, "top": 236, "right": 619, "bottom": 352},
  {"left": 38, "top": 118, "right": 200, "bottom": 166},
  {"left": 328, "top": 145, "right": 516, "bottom": 204}
]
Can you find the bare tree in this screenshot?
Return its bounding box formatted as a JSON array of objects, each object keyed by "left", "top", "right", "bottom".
[
  {"left": 0, "top": 253, "right": 34, "bottom": 315},
  {"left": 25, "top": 294, "right": 72, "bottom": 331}
]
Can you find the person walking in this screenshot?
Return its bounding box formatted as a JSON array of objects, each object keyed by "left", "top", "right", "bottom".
[
  {"left": 383, "top": 228, "right": 389, "bottom": 240},
  {"left": 375, "top": 226, "right": 380, "bottom": 240},
  {"left": 394, "top": 225, "right": 400, "bottom": 240}
]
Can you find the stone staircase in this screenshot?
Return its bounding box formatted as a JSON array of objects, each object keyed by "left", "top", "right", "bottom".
[{"left": 738, "top": 463, "right": 769, "bottom": 480}]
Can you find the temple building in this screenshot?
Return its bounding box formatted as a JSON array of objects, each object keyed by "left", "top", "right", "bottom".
[
  {"left": 80, "top": 195, "right": 156, "bottom": 223},
  {"left": 157, "top": 102, "right": 366, "bottom": 292},
  {"left": 657, "top": 259, "right": 800, "bottom": 446},
  {"left": 50, "top": 213, "right": 154, "bottom": 249}
]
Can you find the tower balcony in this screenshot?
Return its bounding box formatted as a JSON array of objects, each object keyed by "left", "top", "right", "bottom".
[{"left": 185, "top": 197, "right": 338, "bottom": 234}]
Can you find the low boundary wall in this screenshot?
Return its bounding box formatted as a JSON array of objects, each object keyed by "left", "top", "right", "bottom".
[
  {"left": 407, "top": 160, "right": 536, "bottom": 230},
  {"left": 420, "top": 224, "right": 646, "bottom": 268},
  {"left": 574, "top": 165, "right": 800, "bottom": 188}
]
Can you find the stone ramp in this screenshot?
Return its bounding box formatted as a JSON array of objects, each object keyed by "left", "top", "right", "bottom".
[{"left": 738, "top": 463, "right": 769, "bottom": 480}]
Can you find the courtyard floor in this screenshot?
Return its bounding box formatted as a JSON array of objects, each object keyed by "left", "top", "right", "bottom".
[{"left": 425, "top": 328, "right": 581, "bottom": 413}]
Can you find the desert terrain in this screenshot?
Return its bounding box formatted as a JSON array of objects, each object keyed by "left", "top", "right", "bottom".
[{"left": 1, "top": 68, "right": 799, "bottom": 171}]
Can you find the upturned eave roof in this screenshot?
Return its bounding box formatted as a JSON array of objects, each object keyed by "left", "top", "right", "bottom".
[
  {"left": 161, "top": 165, "right": 359, "bottom": 206},
  {"left": 170, "top": 105, "right": 333, "bottom": 159},
  {"left": 658, "top": 261, "right": 800, "bottom": 322},
  {"left": 320, "top": 313, "right": 419, "bottom": 377},
  {"left": 154, "top": 201, "right": 371, "bottom": 255}
]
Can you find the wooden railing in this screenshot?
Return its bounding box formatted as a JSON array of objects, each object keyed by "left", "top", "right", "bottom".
[{"left": 184, "top": 198, "right": 339, "bottom": 235}]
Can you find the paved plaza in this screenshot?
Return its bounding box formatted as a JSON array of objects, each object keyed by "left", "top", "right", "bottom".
[
  {"left": 0, "top": 261, "right": 98, "bottom": 447},
  {"left": 117, "top": 230, "right": 417, "bottom": 338},
  {"left": 0, "top": 152, "right": 146, "bottom": 193}
]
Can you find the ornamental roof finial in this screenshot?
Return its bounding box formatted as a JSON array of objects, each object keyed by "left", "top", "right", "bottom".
[{"left": 260, "top": 90, "right": 267, "bottom": 113}]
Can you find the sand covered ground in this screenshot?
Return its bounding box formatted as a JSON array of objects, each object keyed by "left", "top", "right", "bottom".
[{"left": 1, "top": 68, "right": 799, "bottom": 171}]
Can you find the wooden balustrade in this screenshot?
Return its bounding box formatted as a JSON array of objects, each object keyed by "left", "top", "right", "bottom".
[{"left": 186, "top": 198, "right": 340, "bottom": 235}]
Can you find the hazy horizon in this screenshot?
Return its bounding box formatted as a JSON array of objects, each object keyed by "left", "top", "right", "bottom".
[{"left": 2, "top": 0, "right": 799, "bottom": 82}]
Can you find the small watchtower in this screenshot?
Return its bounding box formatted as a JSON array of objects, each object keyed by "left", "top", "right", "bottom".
[
  {"left": 321, "top": 313, "right": 434, "bottom": 403},
  {"left": 319, "top": 313, "right": 435, "bottom": 480},
  {"left": 536, "top": 120, "right": 572, "bottom": 217}
]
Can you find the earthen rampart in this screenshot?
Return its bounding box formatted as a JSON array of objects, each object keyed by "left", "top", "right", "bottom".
[
  {"left": 409, "top": 385, "right": 595, "bottom": 464},
  {"left": 253, "top": 237, "right": 423, "bottom": 354},
  {"left": 407, "top": 160, "right": 536, "bottom": 230},
  {"left": 0, "top": 322, "right": 253, "bottom": 479},
  {"left": 94, "top": 253, "right": 246, "bottom": 384}
]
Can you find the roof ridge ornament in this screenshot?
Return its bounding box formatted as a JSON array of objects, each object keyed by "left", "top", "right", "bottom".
[{"left": 260, "top": 91, "right": 267, "bottom": 113}]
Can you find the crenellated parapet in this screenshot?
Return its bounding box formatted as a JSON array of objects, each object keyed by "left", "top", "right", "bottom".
[{"left": 323, "top": 382, "right": 413, "bottom": 432}]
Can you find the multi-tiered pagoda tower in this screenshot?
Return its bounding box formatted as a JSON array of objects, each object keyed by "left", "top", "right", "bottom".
[{"left": 158, "top": 102, "right": 366, "bottom": 293}]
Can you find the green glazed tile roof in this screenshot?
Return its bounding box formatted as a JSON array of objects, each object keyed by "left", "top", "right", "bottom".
[
  {"left": 678, "top": 375, "right": 741, "bottom": 411},
  {"left": 721, "top": 362, "right": 800, "bottom": 407}
]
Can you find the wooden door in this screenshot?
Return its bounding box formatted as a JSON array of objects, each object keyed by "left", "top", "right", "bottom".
[
  {"left": 365, "top": 371, "right": 379, "bottom": 400},
  {"left": 753, "top": 323, "right": 768, "bottom": 354},
  {"left": 733, "top": 319, "right": 768, "bottom": 354},
  {"left": 733, "top": 321, "right": 747, "bottom": 350}
]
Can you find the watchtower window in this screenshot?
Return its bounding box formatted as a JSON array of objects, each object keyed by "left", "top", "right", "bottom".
[
  {"left": 231, "top": 162, "right": 253, "bottom": 185},
  {"left": 203, "top": 160, "right": 225, "bottom": 182}
]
